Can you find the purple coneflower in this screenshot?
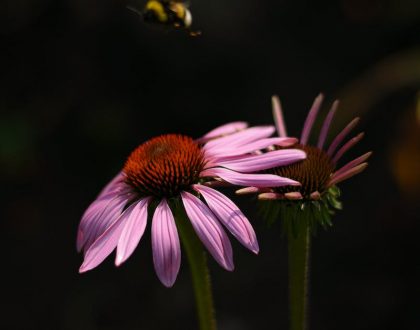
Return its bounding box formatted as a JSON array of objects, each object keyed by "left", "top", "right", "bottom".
[
  {"left": 238, "top": 94, "right": 371, "bottom": 330},
  {"left": 77, "top": 122, "right": 306, "bottom": 287},
  {"left": 237, "top": 94, "right": 371, "bottom": 228}
]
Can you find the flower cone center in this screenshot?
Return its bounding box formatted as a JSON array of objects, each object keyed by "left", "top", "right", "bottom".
[
  {"left": 270, "top": 144, "right": 335, "bottom": 197},
  {"left": 124, "top": 134, "right": 205, "bottom": 197}
]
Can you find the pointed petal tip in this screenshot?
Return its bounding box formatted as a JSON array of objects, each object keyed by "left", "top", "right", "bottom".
[
  {"left": 160, "top": 277, "right": 176, "bottom": 288},
  {"left": 114, "top": 256, "right": 125, "bottom": 267},
  {"left": 244, "top": 239, "right": 259, "bottom": 254},
  {"left": 78, "top": 264, "right": 89, "bottom": 274},
  {"left": 225, "top": 262, "right": 235, "bottom": 272},
  {"left": 251, "top": 244, "right": 260, "bottom": 254}
]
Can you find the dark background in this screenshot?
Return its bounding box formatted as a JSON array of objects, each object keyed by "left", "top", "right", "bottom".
[{"left": 1, "top": 0, "right": 420, "bottom": 329}]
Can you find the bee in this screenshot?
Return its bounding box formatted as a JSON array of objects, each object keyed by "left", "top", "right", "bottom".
[{"left": 127, "top": 0, "right": 201, "bottom": 36}]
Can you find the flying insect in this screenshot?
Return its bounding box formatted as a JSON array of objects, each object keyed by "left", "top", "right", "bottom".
[{"left": 127, "top": 0, "right": 201, "bottom": 36}]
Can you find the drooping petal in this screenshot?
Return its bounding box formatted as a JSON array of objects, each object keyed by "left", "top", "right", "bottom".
[
  {"left": 77, "top": 188, "right": 132, "bottom": 252},
  {"left": 300, "top": 93, "right": 324, "bottom": 145},
  {"left": 203, "top": 126, "right": 275, "bottom": 155},
  {"left": 327, "top": 117, "right": 360, "bottom": 156},
  {"left": 328, "top": 163, "right": 368, "bottom": 186},
  {"left": 272, "top": 95, "right": 288, "bottom": 137},
  {"left": 193, "top": 185, "right": 259, "bottom": 254},
  {"left": 83, "top": 196, "right": 132, "bottom": 253},
  {"left": 77, "top": 195, "right": 115, "bottom": 251},
  {"left": 96, "top": 171, "right": 126, "bottom": 199},
  {"left": 151, "top": 199, "right": 181, "bottom": 287},
  {"left": 205, "top": 137, "right": 298, "bottom": 160},
  {"left": 196, "top": 121, "right": 248, "bottom": 143},
  {"left": 115, "top": 197, "right": 151, "bottom": 266},
  {"left": 212, "top": 149, "right": 306, "bottom": 172},
  {"left": 181, "top": 191, "right": 234, "bottom": 271},
  {"left": 333, "top": 151, "right": 372, "bottom": 178},
  {"left": 317, "top": 100, "right": 339, "bottom": 149},
  {"left": 332, "top": 132, "right": 364, "bottom": 163},
  {"left": 200, "top": 167, "right": 301, "bottom": 188},
  {"left": 79, "top": 200, "right": 141, "bottom": 273}
]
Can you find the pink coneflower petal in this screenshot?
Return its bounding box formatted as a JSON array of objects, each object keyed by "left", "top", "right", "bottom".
[
  {"left": 181, "top": 191, "right": 234, "bottom": 271},
  {"left": 79, "top": 200, "right": 140, "bottom": 273},
  {"left": 193, "top": 185, "right": 259, "bottom": 254},
  {"left": 204, "top": 126, "right": 275, "bottom": 154},
  {"left": 332, "top": 132, "right": 364, "bottom": 163},
  {"left": 151, "top": 199, "right": 181, "bottom": 288},
  {"left": 84, "top": 195, "right": 131, "bottom": 249},
  {"left": 78, "top": 196, "right": 112, "bottom": 251},
  {"left": 300, "top": 93, "right": 324, "bottom": 145},
  {"left": 327, "top": 117, "right": 360, "bottom": 156},
  {"left": 213, "top": 149, "right": 306, "bottom": 172},
  {"left": 77, "top": 191, "right": 130, "bottom": 252},
  {"left": 200, "top": 167, "right": 301, "bottom": 188},
  {"left": 258, "top": 192, "right": 284, "bottom": 200},
  {"left": 96, "top": 172, "right": 125, "bottom": 199},
  {"left": 235, "top": 187, "right": 273, "bottom": 195},
  {"left": 196, "top": 121, "right": 248, "bottom": 143},
  {"left": 284, "top": 191, "right": 303, "bottom": 200},
  {"left": 272, "top": 95, "right": 288, "bottom": 137},
  {"left": 206, "top": 137, "right": 298, "bottom": 160},
  {"left": 78, "top": 182, "right": 132, "bottom": 231},
  {"left": 317, "top": 100, "right": 339, "bottom": 149},
  {"left": 115, "top": 197, "right": 151, "bottom": 266},
  {"left": 333, "top": 151, "right": 372, "bottom": 179},
  {"left": 310, "top": 191, "right": 321, "bottom": 200},
  {"left": 328, "top": 163, "right": 368, "bottom": 186}
]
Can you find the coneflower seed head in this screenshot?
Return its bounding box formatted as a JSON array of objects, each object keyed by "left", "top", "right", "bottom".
[
  {"left": 124, "top": 134, "right": 205, "bottom": 197},
  {"left": 269, "top": 144, "right": 335, "bottom": 197}
]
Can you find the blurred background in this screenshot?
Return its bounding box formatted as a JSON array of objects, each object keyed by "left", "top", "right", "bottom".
[{"left": 1, "top": 0, "right": 419, "bottom": 329}]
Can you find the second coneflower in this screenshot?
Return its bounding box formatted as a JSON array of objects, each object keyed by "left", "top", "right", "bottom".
[
  {"left": 237, "top": 94, "right": 371, "bottom": 330},
  {"left": 237, "top": 94, "right": 371, "bottom": 230}
]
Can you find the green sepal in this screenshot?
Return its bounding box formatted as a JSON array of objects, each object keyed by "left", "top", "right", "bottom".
[{"left": 258, "top": 185, "right": 343, "bottom": 237}]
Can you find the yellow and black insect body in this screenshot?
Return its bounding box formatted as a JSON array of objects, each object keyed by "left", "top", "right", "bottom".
[
  {"left": 143, "top": 0, "right": 192, "bottom": 29},
  {"left": 127, "top": 1, "right": 200, "bottom": 36}
]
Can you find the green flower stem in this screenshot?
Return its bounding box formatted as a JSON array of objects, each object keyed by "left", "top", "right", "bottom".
[
  {"left": 288, "top": 221, "right": 310, "bottom": 330},
  {"left": 177, "top": 215, "right": 217, "bottom": 330}
]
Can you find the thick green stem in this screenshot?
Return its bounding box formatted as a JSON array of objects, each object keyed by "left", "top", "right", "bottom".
[
  {"left": 177, "top": 215, "right": 217, "bottom": 330},
  {"left": 288, "top": 222, "right": 310, "bottom": 330}
]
